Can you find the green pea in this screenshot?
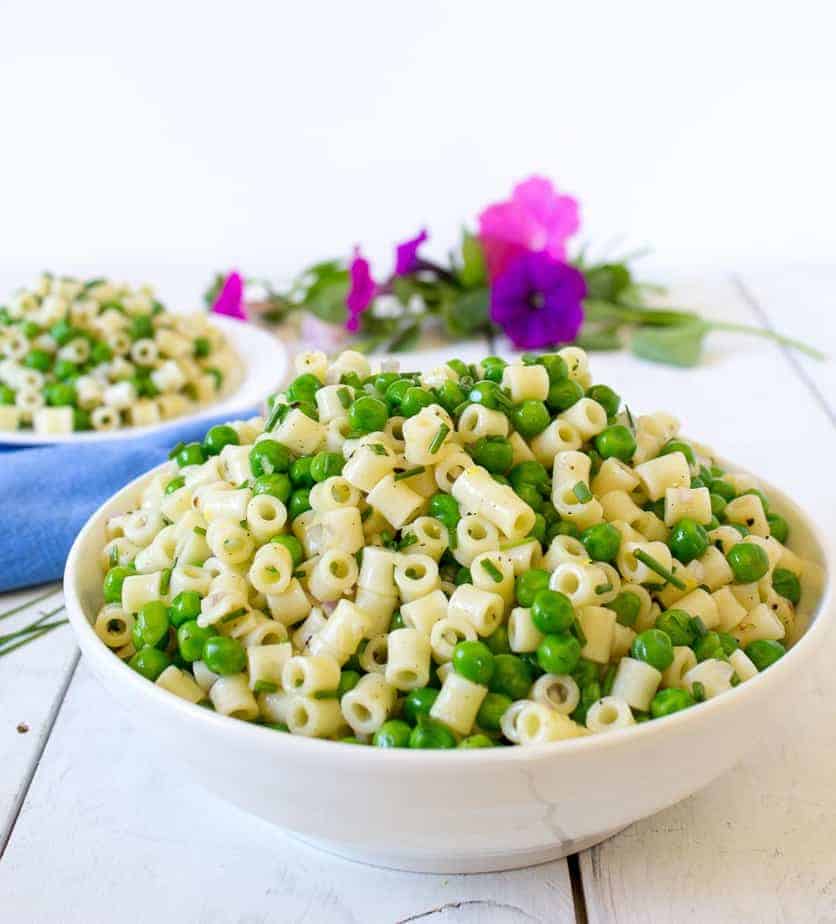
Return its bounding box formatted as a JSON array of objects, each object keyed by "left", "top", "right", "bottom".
[
  {"left": 459, "top": 734, "right": 494, "bottom": 748},
  {"left": 339, "top": 371, "right": 363, "bottom": 390},
  {"left": 169, "top": 591, "right": 201, "bottom": 628},
  {"left": 409, "top": 716, "right": 457, "bottom": 749},
  {"left": 467, "top": 380, "right": 509, "bottom": 412},
  {"left": 536, "top": 632, "right": 581, "bottom": 675},
  {"left": 480, "top": 356, "right": 507, "bottom": 383},
  {"left": 531, "top": 589, "right": 575, "bottom": 634},
  {"left": 711, "top": 479, "right": 736, "bottom": 501},
  {"left": 310, "top": 451, "right": 345, "bottom": 482},
  {"left": 175, "top": 442, "right": 206, "bottom": 467},
  {"left": 484, "top": 624, "right": 512, "bottom": 655},
  {"left": 586, "top": 384, "right": 620, "bottom": 418},
  {"left": 288, "top": 489, "right": 312, "bottom": 519},
  {"left": 289, "top": 456, "right": 315, "bottom": 487},
  {"left": 103, "top": 565, "right": 133, "bottom": 604},
  {"left": 434, "top": 380, "right": 466, "bottom": 415},
  {"left": 668, "top": 518, "right": 709, "bottom": 564},
  {"left": 694, "top": 631, "right": 726, "bottom": 662},
  {"left": 515, "top": 481, "right": 543, "bottom": 512},
  {"left": 49, "top": 319, "right": 76, "bottom": 345},
  {"left": 52, "top": 359, "right": 78, "bottom": 381},
  {"left": 489, "top": 653, "right": 533, "bottom": 700},
  {"left": 249, "top": 440, "right": 292, "bottom": 477},
  {"left": 455, "top": 567, "right": 472, "bottom": 586},
  {"left": 0, "top": 383, "right": 15, "bottom": 404},
  {"left": 428, "top": 493, "right": 460, "bottom": 530},
  {"left": 129, "top": 314, "right": 154, "bottom": 340},
  {"left": 252, "top": 473, "right": 292, "bottom": 503},
  {"left": 24, "top": 349, "right": 51, "bottom": 372},
  {"left": 270, "top": 534, "right": 304, "bottom": 567},
  {"left": 594, "top": 425, "right": 636, "bottom": 462},
  {"left": 511, "top": 400, "right": 550, "bottom": 438},
  {"left": 529, "top": 514, "right": 546, "bottom": 543},
  {"left": 660, "top": 440, "right": 696, "bottom": 466},
  {"left": 710, "top": 492, "right": 727, "bottom": 518},
  {"left": 509, "top": 460, "right": 549, "bottom": 492},
  {"left": 537, "top": 353, "right": 569, "bottom": 383},
  {"left": 726, "top": 542, "right": 769, "bottom": 582},
  {"left": 745, "top": 639, "right": 786, "bottom": 671},
  {"left": 192, "top": 336, "right": 211, "bottom": 358},
  {"left": 546, "top": 378, "right": 583, "bottom": 412},
  {"left": 470, "top": 436, "right": 514, "bottom": 474},
  {"left": 133, "top": 601, "right": 170, "bottom": 648},
  {"left": 384, "top": 377, "right": 414, "bottom": 408},
  {"left": 572, "top": 679, "right": 601, "bottom": 725},
  {"left": 403, "top": 687, "right": 439, "bottom": 723},
  {"left": 164, "top": 476, "right": 185, "bottom": 495},
  {"left": 631, "top": 629, "right": 674, "bottom": 671},
  {"left": 349, "top": 395, "right": 388, "bottom": 433},
  {"left": 399, "top": 386, "right": 435, "bottom": 418},
  {"left": 548, "top": 520, "right": 580, "bottom": 542},
  {"left": 452, "top": 640, "right": 495, "bottom": 685},
  {"left": 606, "top": 591, "right": 642, "bottom": 627},
  {"left": 372, "top": 371, "right": 401, "bottom": 394},
  {"left": 718, "top": 632, "right": 739, "bottom": 656},
  {"left": 203, "top": 636, "right": 247, "bottom": 675},
  {"left": 373, "top": 719, "right": 412, "bottom": 748},
  {"left": 581, "top": 523, "right": 621, "bottom": 562},
  {"left": 286, "top": 373, "right": 321, "bottom": 402},
  {"left": 203, "top": 424, "right": 239, "bottom": 456},
  {"left": 540, "top": 500, "right": 559, "bottom": 525},
  {"left": 572, "top": 658, "right": 599, "bottom": 687},
  {"left": 176, "top": 619, "right": 214, "bottom": 662},
  {"left": 655, "top": 608, "right": 695, "bottom": 646},
  {"left": 767, "top": 513, "right": 790, "bottom": 544},
  {"left": 729, "top": 522, "right": 750, "bottom": 538},
  {"left": 772, "top": 567, "right": 801, "bottom": 605},
  {"left": 128, "top": 647, "right": 170, "bottom": 681},
  {"left": 90, "top": 341, "right": 112, "bottom": 364},
  {"left": 650, "top": 687, "right": 695, "bottom": 718},
  {"left": 476, "top": 692, "right": 512, "bottom": 731},
  {"left": 337, "top": 670, "right": 361, "bottom": 698},
  {"left": 72, "top": 407, "right": 91, "bottom": 431}
]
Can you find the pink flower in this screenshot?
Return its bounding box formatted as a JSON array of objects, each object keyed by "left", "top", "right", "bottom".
[
  {"left": 211, "top": 271, "right": 247, "bottom": 321},
  {"left": 394, "top": 229, "right": 428, "bottom": 276},
  {"left": 478, "top": 176, "right": 580, "bottom": 280},
  {"left": 346, "top": 247, "right": 377, "bottom": 332}
]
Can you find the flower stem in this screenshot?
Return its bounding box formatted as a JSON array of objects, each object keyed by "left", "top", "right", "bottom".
[{"left": 708, "top": 322, "right": 826, "bottom": 360}]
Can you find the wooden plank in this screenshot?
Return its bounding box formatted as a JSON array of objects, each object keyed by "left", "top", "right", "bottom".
[
  {"left": 0, "top": 665, "right": 575, "bottom": 924},
  {"left": 578, "top": 275, "right": 836, "bottom": 924},
  {"left": 0, "top": 584, "right": 77, "bottom": 850}
]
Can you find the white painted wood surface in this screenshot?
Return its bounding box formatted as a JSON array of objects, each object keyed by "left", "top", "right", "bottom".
[{"left": 0, "top": 273, "right": 833, "bottom": 923}]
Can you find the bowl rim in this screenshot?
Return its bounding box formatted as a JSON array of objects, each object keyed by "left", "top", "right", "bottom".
[
  {"left": 64, "top": 456, "right": 834, "bottom": 766},
  {"left": 0, "top": 315, "right": 285, "bottom": 445}
]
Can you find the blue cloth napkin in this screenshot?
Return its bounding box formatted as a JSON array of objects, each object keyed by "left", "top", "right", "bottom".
[{"left": 0, "top": 409, "right": 258, "bottom": 593}]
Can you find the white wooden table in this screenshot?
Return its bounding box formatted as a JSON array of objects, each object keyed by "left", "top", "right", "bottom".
[{"left": 1, "top": 270, "right": 834, "bottom": 924}]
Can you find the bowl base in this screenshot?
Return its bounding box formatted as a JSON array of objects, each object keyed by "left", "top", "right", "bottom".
[{"left": 290, "top": 826, "right": 628, "bottom": 874}]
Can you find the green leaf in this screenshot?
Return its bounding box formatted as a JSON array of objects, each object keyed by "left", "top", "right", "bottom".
[
  {"left": 458, "top": 231, "right": 487, "bottom": 288},
  {"left": 388, "top": 321, "right": 421, "bottom": 353},
  {"left": 584, "top": 263, "right": 633, "bottom": 301},
  {"left": 444, "top": 288, "right": 490, "bottom": 336},
  {"left": 630, "top": 321, "right": 708, "bottom": 367},
  {"left": 303, "top": 272, "right": 350, "bottom": 325}
]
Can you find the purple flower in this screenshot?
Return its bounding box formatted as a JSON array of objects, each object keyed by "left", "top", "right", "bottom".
[
  {"left": 490, "top": 251, "right": 586, "bottom": 350},
  {"left": 394, "top": 228, "right": 428, "bottom": 276},
  {"left": 346, "top": 247, "right": 377, "bottom": 332},
  {"left": 478, "top": 176, "right": 580, "bottom": 280},
  {"left": 211, "top": 271, "right": 247, "bottom": 320}
]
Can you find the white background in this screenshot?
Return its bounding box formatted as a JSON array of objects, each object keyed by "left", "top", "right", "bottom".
[{"left": 1, "top": 0, "right": 835, "bottom": 305}]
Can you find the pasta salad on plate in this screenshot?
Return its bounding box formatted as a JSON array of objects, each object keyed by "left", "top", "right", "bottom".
[
  {"left": 93, "top": 347, "right": 808, "bottom": 748},
  {"left": 0, "top": 274, "right": 239, "bottom": 434}
]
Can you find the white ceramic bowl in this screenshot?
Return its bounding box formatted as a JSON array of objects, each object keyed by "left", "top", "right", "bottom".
[
  {"left": 0, "top": 316, "right": 286, "bottom": 445},
  {"left": 64, "top": 461, "right": 832, "bottom": 874}
]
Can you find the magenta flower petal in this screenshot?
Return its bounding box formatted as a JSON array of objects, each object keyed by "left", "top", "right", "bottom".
[
  {"left": 478, "top": 176, "right": 580, "bottom": 280},
  {"left": 490, "top": 251, "right": 586, "bottom": 350},
  {"left": 394, "top": 228, "right": 428, "bottom": 276},
  {"left": 345, "top": 247, "right": 377, "bottom": 332},
  {"left": 211, "top": 271, "right": 247, "bottom": 321}
]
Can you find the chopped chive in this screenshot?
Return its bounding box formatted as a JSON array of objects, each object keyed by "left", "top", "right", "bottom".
[
  {"left": 337, "top": 387, "right": 352, "bottom": 409},
  {"left": 292, "top": 569, "right": 306, "bottom": 579},
  {"left": 265, "top": 400, "right": 285, "bottom": 432},
  {"left": 0, "top": 620, "right": 68, "bottom": 658},
  {"left": 394, "top": 466, "right": 425, "bottom": 481},
  {"left": 219, "top": 608, "right": 247, "bottom": 623},
  {"left": 633, "top": 549, "right": 686, "bottom": 589},
  {"left": 109, "top": 545, "right": 119, "bottom": 567},
  {"left": 194, "top": 526, "right": 206, "bottom": 536},
  {"left": 480, "top": 559, "right": 504, "bottom": 583},
  {"left": 160, "top": 568, "right": 172, "bottom": 595},
  {"left": 602, "top": 664, "right": 616, "bottom": 696},
  {"left": 428, "top": 423, "right": 450, "bottom": 455},
  {"left": 625, "top": 405, "right": 635, "bottom": 433},
  {"left": 168, "top": 441, "right": 185, "bottom": 460},
  {"left": 595, "top": 582, "right": 613, "bottom": 595},
  {"left": 452, "top": 401, "right": 470, "bottom": 417},
  {"left": 573, "top": 482, "right": 593, "bottom": 504},
  {"left": 689, "top": 615, "right": 707, "bottom": 638},
  {"left": 692, "top": 681, "right": 706, "bottom": 702},
  {"left": 314, "top": 689, "right": 339, "bottom": 700},
  {"left": 0, "top": 587, "right": 58, "bottom": 623},
  {"left": 367, "top": 443, "right": 388, "bottom": 456},
  {"left": 253, "top": 680, "right": 279, "bottom": 694},
  {"left": 398, "top": 533, "right": 418, "bottom": 550},
  {"left": 573, "top": 621, "right": 587, "bottom": 647}
]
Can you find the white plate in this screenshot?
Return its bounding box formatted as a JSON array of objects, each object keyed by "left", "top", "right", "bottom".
[{"left": 0, "top": 315, "right": 287, "bottom": 445}]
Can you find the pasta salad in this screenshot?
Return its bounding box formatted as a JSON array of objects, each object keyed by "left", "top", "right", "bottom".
[
  {"left": 0, "top": 274, "right": 238, "bottom": 433},
  {"left": 95, "top": 347, "right": 807, "bottom": 748}
]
